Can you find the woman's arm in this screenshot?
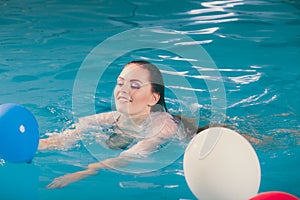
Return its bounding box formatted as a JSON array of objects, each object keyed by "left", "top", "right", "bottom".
[
  {"left": 46, "top": 112, "right": 179, "bottom": 189},
  {"left": 39, "top": 112, "right": 117, "bottom": 150},
  {"left": 46, "top": 155, "right": 132, "bottom": 189},
  {"left": 46, "top": 134, "right": 169, "bottom": 189}
]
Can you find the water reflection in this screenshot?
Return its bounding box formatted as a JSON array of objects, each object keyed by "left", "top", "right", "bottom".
[{"left": 183, "top": 0, "right": 243, "bottom": 25}]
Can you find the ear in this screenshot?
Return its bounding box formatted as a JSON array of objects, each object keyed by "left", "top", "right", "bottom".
[{"left": 148, "top": 92, "right": 160, "bottom": 106}]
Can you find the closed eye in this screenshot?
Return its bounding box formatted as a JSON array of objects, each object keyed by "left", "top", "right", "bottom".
[
  {"left": 115, "top": 78, "right": 144, "bottom": 90},
  {"left": 130, "top": 81, "right": 142, "bottom": 89}
]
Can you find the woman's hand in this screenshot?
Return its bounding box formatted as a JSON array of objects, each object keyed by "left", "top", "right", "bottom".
[
  {"left": 46, "top": 169, "right": 97, "bottom": 189},
  {"left": 38, "top": 129, "right": 82, "bottom": 151},
  {"left": 38, "top": 138, "right": 50, "bottom": 150},
  {"left": 46, "top": 158, "right": 127, "bottom": 189}
]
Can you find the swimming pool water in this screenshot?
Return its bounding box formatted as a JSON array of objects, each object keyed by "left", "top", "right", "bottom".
[{"left": 0, "top": 0, "right": 299, "bottom": 199}]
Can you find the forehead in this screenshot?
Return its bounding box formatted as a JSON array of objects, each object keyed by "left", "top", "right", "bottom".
[{"left": 119, "top": 63, "right": 150, "bottom": 81}]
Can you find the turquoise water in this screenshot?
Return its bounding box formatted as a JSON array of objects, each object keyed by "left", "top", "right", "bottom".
[{"left": 1, "top": 0, "right": 300, "bottom": 199}]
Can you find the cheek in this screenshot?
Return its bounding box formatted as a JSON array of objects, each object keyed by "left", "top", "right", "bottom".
[
  {"left": 113, "top": 87, "right": 118, "bottom": 98},
  {"left": 132, "top": 90, "right": 152, "bottom": 104},
  {"left": 114, "top": 86, "right": 123, "bottom": 98}
]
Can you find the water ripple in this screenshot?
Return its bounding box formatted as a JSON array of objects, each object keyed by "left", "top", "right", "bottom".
[
  {"left": 119, "top": 181, "right": 160, "bottom": 189},
  {"left": 167, "top": 85, "right": 206, "bottom": 93},
  {"left": 174, "top": 27, "right": 220, "bottom": 35},
  {"left": 227, "top": 72, "right": 262, "bottom": 85},
  {"left": 201, "top": 0, "right": 245, "bottom": 9},
  {"left": 228, "top": 88, "right": 278, "bottom": 108}
]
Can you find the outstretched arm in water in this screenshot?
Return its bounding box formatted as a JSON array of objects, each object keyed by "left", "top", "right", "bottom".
[
  {"left": 46, "top": 118, "right": 177, "bottom": 189},
  {"left": 46, "top": 156, "right": 130, "bottom": 189},
  {"left": 38, "top": 112, "right": 116, "bottom": 150},
  {"left": 46, "top": 136, "right": 167, "bottom": 189}
]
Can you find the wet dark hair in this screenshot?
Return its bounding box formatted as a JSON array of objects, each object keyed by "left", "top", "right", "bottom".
[
  {"left": 125, "top": 60, "right": 209, "bottom": 137},
  {"left": 108, "top": 61, "right": 228, "bottom": 149},
  {"left": 126, "top": 60, "right": 168, "bottom": 112}
]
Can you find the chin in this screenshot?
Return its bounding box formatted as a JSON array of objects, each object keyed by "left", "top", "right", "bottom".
[{"left": 116, "top": 106, "right": 130, "bottom": 115}]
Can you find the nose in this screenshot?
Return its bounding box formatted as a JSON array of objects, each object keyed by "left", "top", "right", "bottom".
[{"left": 116, "top": 81, "right": 131, "bottom": 93}]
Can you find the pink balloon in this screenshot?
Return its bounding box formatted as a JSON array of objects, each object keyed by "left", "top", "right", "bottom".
[{"left": 250, "top": 191, "right": 299, "bottom": 200}]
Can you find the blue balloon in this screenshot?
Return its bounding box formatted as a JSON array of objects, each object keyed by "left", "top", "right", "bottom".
[{"left": 0, "top": 103, "right": 39, "bottom": 163}]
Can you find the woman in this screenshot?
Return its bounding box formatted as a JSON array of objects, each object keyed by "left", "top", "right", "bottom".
[{"left": 40, "top": 60, "right": 198, "bottom": 189}]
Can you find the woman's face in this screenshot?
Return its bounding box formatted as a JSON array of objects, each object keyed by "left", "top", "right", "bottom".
[{"left": 114, "top": 63, "right": 160, "bottom": 117}]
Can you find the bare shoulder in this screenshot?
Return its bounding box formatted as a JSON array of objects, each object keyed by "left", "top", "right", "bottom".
[
  {"left": 149, "top": 111, "right": 175, "bottom": 121},
  {"left": 147, "top": 112, "right": 179, "bottom": 137},
  {"left": 79, "top": 111, "right": 118, "bottom": 125}
]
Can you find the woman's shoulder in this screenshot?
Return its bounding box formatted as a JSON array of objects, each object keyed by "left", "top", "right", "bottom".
[
  {"left": 149, "top": 112, "right": 198, "bottom": 140},
  {"left": 149, "top": 111, "right": 174, "bottom": 120},
  {"left": 144, "top": 112, "right": 179, "bottom": 136},
  {"left": 79, "top": 111, "right": 119, "bottom": 125}
]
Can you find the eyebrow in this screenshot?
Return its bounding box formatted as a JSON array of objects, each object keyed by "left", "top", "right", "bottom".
[{"left": 117, "top": 76, "right": 144, "bottom": 84}]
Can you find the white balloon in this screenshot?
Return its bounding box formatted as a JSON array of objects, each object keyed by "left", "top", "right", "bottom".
[{"left": 183, "top": 127, "right": 261, "bottom": 200}]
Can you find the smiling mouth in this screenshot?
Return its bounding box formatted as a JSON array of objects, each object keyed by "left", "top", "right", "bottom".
[{"left": 117, "top": 96, "right": 132, "bottom": 103}]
